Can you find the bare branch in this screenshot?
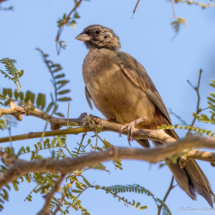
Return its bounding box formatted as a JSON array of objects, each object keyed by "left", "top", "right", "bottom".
[
  {"left": 131, "top": 0, "right": 140, "bottom": 19},
  {"left": 37, "top": 174, "right": 65, "bottom": 215},
  {"left": 157, "top": 176, "right": 175, "bottom": 215},
  {"left": 187, "top": 69, "right": 202, "bottom": 136},
  {"left": 0, "top": 126, "right": 91, "bottom": 144},
  {"left": 1, "top": 136, "right": 215, "bottom": 190},
  {"left": 0, "top": 109, "right": 175, "bottom": 144},
  {"left": 0, "top": 107, "right": 86, "bottom": 130}
]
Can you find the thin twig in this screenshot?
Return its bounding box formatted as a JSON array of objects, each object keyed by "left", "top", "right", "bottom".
[
  {"left": 24, "top": 184, "right": 39, "bottom": 202},
  {"left": 171, "top": 0, "right": 177, "bottom": 18},
  {"left": 64, "top": 102, "right": 74, "bottom": 157},
  {"left": 169, "top": 109, "right": 187, "bottom": 125},
  {"left": 131, "top": 0, "right": 140, "bottom": 19},
  {"left": 187, "top": 69, "right": 203, "bottom": 136},
  {"left": 56, "top": 0, "right": 83, "bottom": 55},
  {"left": 0, "top": 126, "right": 91, "bottom": 144},
  {"left": 157, "top": 176, "right": 175, "bottom": 215}
]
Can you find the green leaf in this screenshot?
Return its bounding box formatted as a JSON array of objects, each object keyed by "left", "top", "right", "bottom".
[
  {"left": 37, "top": 142, "right": 42, "bottom": 149},
  {"left": 74, "top": 12, "right": 80, "bottom": 19},
  {"left": 45, "top": 102, "right": 55, "bottom": 113},
  {"left": 24, "top": 175, "right": 31, "bottom": 183},
  {"left": 92, "top": 163, "right": 106, "bottom": 171},
  {"left": 24, "top": 91, "right": 35, "bottom": 104},
  {"left": 18, "top": 70, "right": 24, "bottom": 77},
  {"left": 26, "top": 146, "right": 30, "bottom": 152},
  {"left": 136, "top": 202, "right": 140, "bottom": 207},
  {"left": 208, "top": 97, "right": 215, "bottom": 104},
  {"left": 55, "top": 74, "right": 65, "bottom": 79},
  {"left": 200, "top": 114, "right": 211, "bottom": 122},
  {"left": 35, "top": 155, "right": 43, "bottom": 160},
  {"left": 16, "top": 147, "right": 24, "bottom": 157},
  {"left": 95, "top": 185, "right": 100, "bottom": 190},
  {"left": 4, "top": 99, "right": 12, "bottom": 106},
  {"left": 58, "top": 90, "right": 70, "bottom": 95},
  {"left": 3, "top": 88, "right": 12, "bottom": 98},
  {"left": 51, "top": 64, "right": 62, "bottom": 73},
  {"left": 56, "top": 80, "right": 69, "bottom": 89},
  {"left": 72, "top": 189, "right": 81, "bottom": 193},
  {"left": 30, "top": 151, "right": 35, "bottom": 161},
  {"left": 36, "top": 93, "right": 46, "bottom": 110},
  {"left": 12, "top": 181, "right": 19, "bottom": 191},
  {"left": 57, "top": 97, "right": 71, "bottom": 102},
  {"left": 82, "top": 176, "right": 91, "bottom": 187},
  {"left": 55, "top": 112, "right": 64, "bottom": 117},
  {"left": 0, "top": 94, "right": 6, "bottom": 100},
  {"left": 0, "top": 189, "right": 8, "bottom": 200}
]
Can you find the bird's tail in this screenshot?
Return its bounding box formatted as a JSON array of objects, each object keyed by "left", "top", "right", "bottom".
[{"left": 155, "top": 141, "right": 214, "bottom": 207}]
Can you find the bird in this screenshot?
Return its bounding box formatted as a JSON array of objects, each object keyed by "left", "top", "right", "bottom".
[{"left": 75, "top": 25, "right": 214, "bottom": 207}]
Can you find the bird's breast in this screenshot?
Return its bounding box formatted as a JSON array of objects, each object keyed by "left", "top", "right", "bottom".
[{"left": 82, "top": 49, "right": 156, "bottom": 125}]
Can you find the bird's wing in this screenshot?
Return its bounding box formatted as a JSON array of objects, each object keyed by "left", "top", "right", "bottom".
[
  {"left": 85, "top": 86, "right": 93, "bottom": 110},
  {"left": 116, "top": 51, "right": 172, "bottom": 125}
]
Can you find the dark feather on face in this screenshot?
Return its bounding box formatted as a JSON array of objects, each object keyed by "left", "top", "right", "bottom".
[{"left": 76, "top": 25, "right": 121, "bottom": 51}]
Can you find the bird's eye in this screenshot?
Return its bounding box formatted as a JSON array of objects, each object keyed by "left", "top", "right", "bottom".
[
  {"left": 95, "top": 30, "right": 100, "bottom": 34},
  {"left": 104, "top": 35, "right": 108, "bottom": 39}
]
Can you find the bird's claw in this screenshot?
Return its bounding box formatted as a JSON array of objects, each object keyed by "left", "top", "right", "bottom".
[
  {"left": 119, "top": 118, "right": 145, "bottom": 146},
  {"left": 119, "top": 122, "right": 136, "bottom": 146}
]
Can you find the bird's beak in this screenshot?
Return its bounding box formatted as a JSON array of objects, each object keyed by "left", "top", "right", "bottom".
[{"left": 75, "top": 33, "right": 91, "bottom": 42}]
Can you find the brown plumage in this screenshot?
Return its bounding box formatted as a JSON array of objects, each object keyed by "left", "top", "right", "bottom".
[{"left": 76, "top": 25, "right": 214, "bottom": 207}]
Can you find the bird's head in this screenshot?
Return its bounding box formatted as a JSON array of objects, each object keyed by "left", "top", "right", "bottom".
[{"left": 75, "top": 25, "right": 121, "bottom": 51}]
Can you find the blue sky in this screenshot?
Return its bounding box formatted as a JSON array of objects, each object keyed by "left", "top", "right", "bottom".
[{"left": 0, "top": 0, "right": 215, "bottom": 214}]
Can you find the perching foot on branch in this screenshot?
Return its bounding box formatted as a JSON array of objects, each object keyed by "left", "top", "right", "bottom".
[{"left": 119, "top": 118, "right": 145, "bottom": 146}]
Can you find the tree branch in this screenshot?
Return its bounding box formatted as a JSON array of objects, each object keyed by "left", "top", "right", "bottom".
[
  {"left": 1, "top": 136, "right": 215, "bottom": 190},
  {"left": 0, "top": 107, "right": 86, "bottom": 129},
  {"left": 0, "top": 108, "right": 175, "bottom": 144},
  {"left": 179, "top": 149, "right": 215, "bottom": 168}
]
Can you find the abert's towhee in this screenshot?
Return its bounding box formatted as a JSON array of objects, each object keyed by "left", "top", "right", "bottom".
[{"left": 76, "top": 25, "right": 214, "bottom": 206}]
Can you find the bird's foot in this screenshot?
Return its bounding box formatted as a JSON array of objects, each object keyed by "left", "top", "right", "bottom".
[{"left": 119, "top": 118, "right": 145, "bottom": 146}]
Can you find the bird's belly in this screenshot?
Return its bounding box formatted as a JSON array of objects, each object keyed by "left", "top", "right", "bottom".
[{"left": 85, "top": 65, "right": 156, "bottom": 127}]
